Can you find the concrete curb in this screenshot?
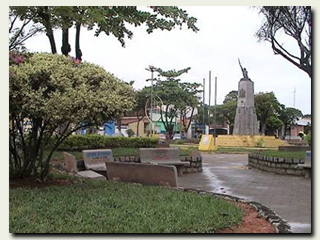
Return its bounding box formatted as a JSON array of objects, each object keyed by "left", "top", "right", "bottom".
[{"left": 172, "top": 187, "right": 292, "bottom": 233}]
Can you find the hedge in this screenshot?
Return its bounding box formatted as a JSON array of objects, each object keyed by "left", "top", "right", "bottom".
[{"left": 56, "top": 134, "right": 159, "bottom": 151}]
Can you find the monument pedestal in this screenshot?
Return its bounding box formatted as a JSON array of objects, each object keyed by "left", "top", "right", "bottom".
[{"left": 233, "top": 78, "right": 259, "bottom": 135}]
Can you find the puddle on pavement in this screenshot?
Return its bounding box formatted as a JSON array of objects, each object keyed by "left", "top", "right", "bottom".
[
  {"left": 202, "top": 166, "right": 252, "bottom": 200},
  {"left": 211, "top": 165, "right": 250, "bottom": 170},
  {"left": 202, "top": 167, "right": 231, "bottom": 194}
]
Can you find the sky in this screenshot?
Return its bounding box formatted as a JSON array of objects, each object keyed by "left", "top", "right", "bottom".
[
  {"left": 3, "top": 3, "right": 318, "bottom": 239},
  {"left": 23, "top": 6, "right": 311, "bottom": 115}
]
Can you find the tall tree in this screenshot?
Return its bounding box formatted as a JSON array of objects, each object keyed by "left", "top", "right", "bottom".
[
  {"left": 213, "top": 91, "right": 238, "bottom": 134},
  {"left": 10, "top": 6, "right": 199, "bottom": 59},
  {"left": 278, "top": 106, "right": 303, "bottom": 137},
  {"left": 178, "top": 82, "right": 202, "bottom": 135},
  {"left": 256, "top": 6, "right": 311, "bottom": 78},
  {"left": 254, "top": 92, "right": 282, "bottom": 135},
  {"left": 152, "top": 67, "right": 200, "bottom": 139},
  {"left": 215, "top": 101, "right": 237, "bottom": 135},
  {"left": 133, "top": 87, "right": 150, "bottom": 137},
  {"left": 223, "top": 90, "right": 238, "bottom": 104},
  {"left": 10, "top": 7, "right": 60, "bottom": 54},
  {"left": 9, "top": 8, "right": 44, "bottom": 52},
  {"left": 266, "top": 116, "right": 283, "bottom": 136}
]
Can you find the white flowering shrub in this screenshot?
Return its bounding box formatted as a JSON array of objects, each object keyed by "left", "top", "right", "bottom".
[{"left": 9, "top": 53, "right": 135, "bottom": 179}]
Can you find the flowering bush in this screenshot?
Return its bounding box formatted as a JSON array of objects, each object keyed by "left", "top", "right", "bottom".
[
  {"left": 9, "top": 53, "right": 135, "bottom": 179},
  {"left": 9, "top": 51, "right": 32, "bottom": 65}
]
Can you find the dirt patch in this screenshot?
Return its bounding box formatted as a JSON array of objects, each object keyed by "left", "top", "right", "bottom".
[
  {"left": 9, "top": 169, "right": 78, "bottom": 189},
  {"left": 216, "top": 202, "right": 276, "bottom": 233}
]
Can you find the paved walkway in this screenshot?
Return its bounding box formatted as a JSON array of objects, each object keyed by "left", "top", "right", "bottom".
[{"left": 178, "top": 153, "right": 312, "bottom": 233}]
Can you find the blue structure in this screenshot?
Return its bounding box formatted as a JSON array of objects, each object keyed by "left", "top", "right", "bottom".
[
  {"left": 104, "top": 121, "right": 115, "bottom": 136},
  {"left": 79, "top": 121, "right": 115, "bottom": 136},
  {"left": 80, "top": 123, "right": 87, "bottom": 135}
]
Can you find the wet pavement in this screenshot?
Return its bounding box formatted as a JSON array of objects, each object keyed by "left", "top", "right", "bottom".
[{"left": 178, "top": 153, "right": 312, "bottom": 233}]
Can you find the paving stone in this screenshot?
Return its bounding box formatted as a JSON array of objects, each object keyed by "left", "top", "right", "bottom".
[{"left": 178, "top": 153, "right": 311, "bottom": 233}]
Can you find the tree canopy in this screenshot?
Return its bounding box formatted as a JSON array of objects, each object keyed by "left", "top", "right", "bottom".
[
  {"left": 149, "top": 67, "right": 201, "bottom": 139},
  {"left": 10, "top": 6, "right": 199, "bottom": 59},
  {"left": 9, "top": 53, "right": 135, "bottom": 179},
  {"left": 256, "top": 6, "right": 311, "bottom": 78},
  {"left": 279, "top": 106, "right": 303, "bottom": 136},
  {"left": 254, "top": 92, "right": 282, "bottom": 135}
]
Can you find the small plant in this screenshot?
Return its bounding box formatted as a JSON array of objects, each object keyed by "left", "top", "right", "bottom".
[
  {"left": 176, "top": 140, "right": 185, "bottom": 145},
  {"left": 304, "top": 134, "right": 311, "bottom": 146},
  {"left": 255, "top": 138, "right": 264, "bottom": 148}
]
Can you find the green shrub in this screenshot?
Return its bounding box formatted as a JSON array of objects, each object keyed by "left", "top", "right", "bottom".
[
  {"left": 57, "top": 134, "right": 159, "bottom": 151},
  {"left": 304, "top": 134, "right": 311, "bottom": 146},
  {"left": 176, "top": 140, "right": 185, "bottom": 144},
  {"left": 255, "top": 138, "right": 264, "bottom": 148}
]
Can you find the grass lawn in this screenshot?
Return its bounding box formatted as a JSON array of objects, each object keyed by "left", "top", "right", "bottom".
[
  {"left": 256, "top": 150, "right": 306, "bottom": 159},
  {"left": 10, "top": 173, "right": 242, "bottom": 233},
  {"left": 216, "top": 147, "right": 261, "bottom": 153}
]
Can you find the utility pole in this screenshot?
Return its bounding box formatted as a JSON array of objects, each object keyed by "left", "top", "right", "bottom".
[
  {"left": 293, "top": 87, "right": 296, "bottom": 108},
  {"left": 214, "top": 76, "right": 217, "bottom": 146},
  {"left": 208, "top": 71, "right": 211, "bottom": 131},
  {"left": 145, "top": 65, "right": 156, "bottom": 135},
  {"left": 203, "top": 78, "right": 205, "bottom": 135}
]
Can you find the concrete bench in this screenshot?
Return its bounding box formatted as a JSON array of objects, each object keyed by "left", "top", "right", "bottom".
[
  {"left": 139, "top": 148, "right": 189, "bottom": 176},
  {"left": 82, "top": 149, "right": 113, "bottom": 171},
  {"left": 105, "top": 162, "right": 178, "bottom": 187},
  {"left": 63, "top": 152, "right": 106, "bottom": 180},
  {"left": 296, "top": 151, "right": 311, "bottom": 178}
]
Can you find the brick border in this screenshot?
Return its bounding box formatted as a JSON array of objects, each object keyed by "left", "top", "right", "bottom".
[
  {"left": 171, "top": 187, "right": 292, "bottom": 233},
  {"left": 248, "top": 153, "right": 306, "bottom": 176}
]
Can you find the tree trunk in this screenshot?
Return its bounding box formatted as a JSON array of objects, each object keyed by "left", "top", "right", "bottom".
[
  {"left": 261, "top": 123, "right": 266, "bottom": 136},
  {"left": 75, "top": 22, "right": 82, "bottom": 60},
  {"left": 229, "top": 125, "right": 234, "bottom": 135},
  {"left": 61, "top": 27, "right": 71, "bottom": 56},
  {"left": 39, "top": 7, "right": 57, "bottom": 54},
  {"left": 136, "top": 120, "right": 140, "bottom": 137},
  {"left": 46, "top": 28, "right": 57, "bottom": 54}
]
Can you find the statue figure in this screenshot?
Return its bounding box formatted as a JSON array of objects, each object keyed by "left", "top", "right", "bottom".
[{"left": 238, "top": 58, "right": 249, "bottom": 79}]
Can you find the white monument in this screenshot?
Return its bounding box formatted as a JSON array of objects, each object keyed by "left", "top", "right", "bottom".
[{"left": 233, "top": 59, "right": 259, "bottom": 135}]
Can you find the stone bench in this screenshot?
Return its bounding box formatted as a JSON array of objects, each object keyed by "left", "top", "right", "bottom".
[
  {"left": 105, "top": 162, "right": 178, "bottom": 187},
  {"left": 139, "top": 148, "right": 189, "bottom": 176},
  {"left": 63, "top": 152, "right": 106, "bottom": 180},
  {"left": 82, "top": 149, "right": 113, "bottom": 172},
  {"left": 296, "top": 151, "right": 311, "bottom": 178}
]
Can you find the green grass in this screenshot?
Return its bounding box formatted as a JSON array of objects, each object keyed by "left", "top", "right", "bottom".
[
  {"left": 10, "top": 174, "right": 242, "bottom": 233},
  {"left": 215, "top": 147, "right": 306, "bottom": 159},
  {"left": 216, "top": 147, "right": 258, "bottom": 153},
  {"left": 256, "top": 150, "right": 306, "bottom": 159}
]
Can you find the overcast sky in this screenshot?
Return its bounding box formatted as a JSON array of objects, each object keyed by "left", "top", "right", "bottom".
[{"left": 24, "top": 6, "right": 311, "bottom": 115}]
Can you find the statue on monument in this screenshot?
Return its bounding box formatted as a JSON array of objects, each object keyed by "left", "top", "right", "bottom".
[{"left": 238, "top": 58, "right": 249, "bottom": 79}]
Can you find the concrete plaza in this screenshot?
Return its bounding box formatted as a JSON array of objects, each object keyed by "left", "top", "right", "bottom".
[{"left": 178, "top": 153, "right": 312, "bottom": 233}]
